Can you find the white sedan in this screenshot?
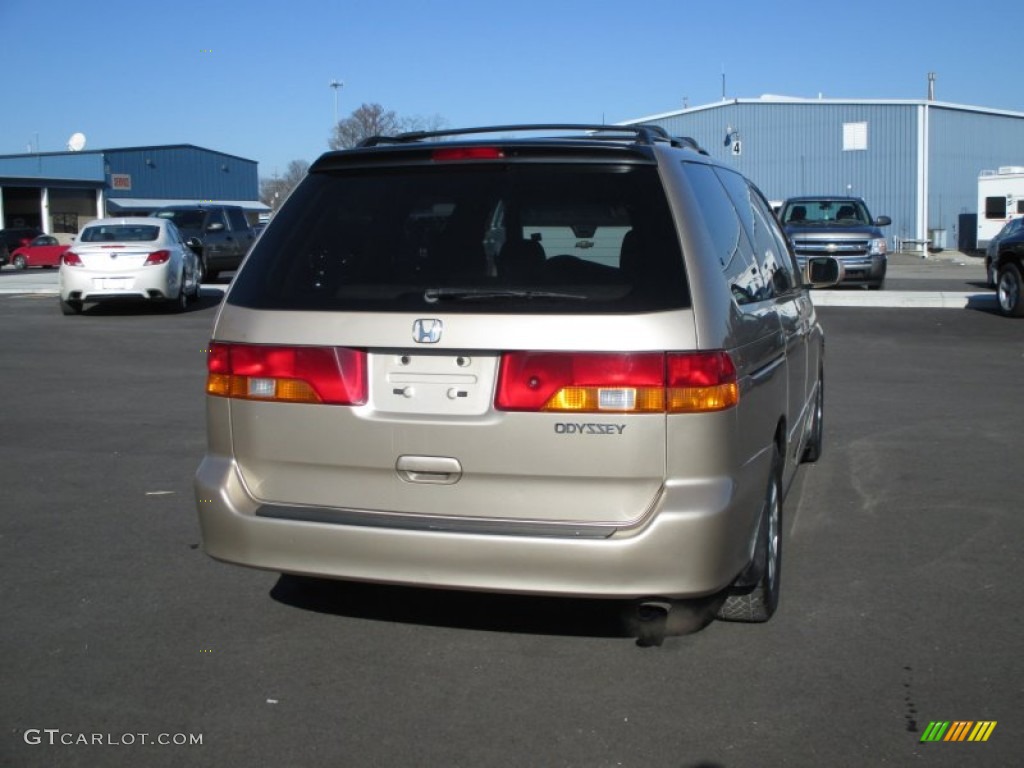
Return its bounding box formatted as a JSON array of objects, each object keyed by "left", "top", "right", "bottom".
[{"left": 58, "top": 217, "right": 202, "bottom": 315}]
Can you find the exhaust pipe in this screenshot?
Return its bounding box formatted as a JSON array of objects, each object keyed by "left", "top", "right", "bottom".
[{"left": 634, "top": 600, "right": 672, "bottom": 647}]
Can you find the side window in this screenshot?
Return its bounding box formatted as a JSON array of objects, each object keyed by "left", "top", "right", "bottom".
[
  {"left": 750, "top": 189, "right": 800, "bottom": 294},
  {"left": 985, "top": 196, "right": 1006, "bottom": 220},
  {"left": 206, "top": 209, "right": 228, "bottom": 230},
  {"left": 714, "top": 168, "right": 757, "bottom": 246},
  {"left": 714, "top": 168, "right": 796, "bottom": 298},
  {"left": 227, "top": 208, "right": 249, "bottom": 231},
  {"left": 681, "top": 162, "right": 764, "bottom": 305}
]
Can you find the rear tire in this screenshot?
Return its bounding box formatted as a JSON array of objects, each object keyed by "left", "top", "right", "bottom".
[
  {"left": 185, "top": 264, "right": 201, "bottom": 303},
  {"left": 59, "top": 297, "right": 83, "bottom": 315},
  {"left": 170, "top": 272, "right": 189, "bottom": 313},
  {"left": 996, "top": 263, "right": 1024, "bottom": 317},
  {"left": 715, "top": 447, "right": 782, "bottom": 623},
  {"left": 192, "top": 261, "right": 205, "bottom": 298}
]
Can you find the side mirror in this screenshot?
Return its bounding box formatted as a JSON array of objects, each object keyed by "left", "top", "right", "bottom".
[
  {"left": 186, "top": 237, "right": 203, "bottom": 250},
  {"left": 875, "top": 215, "right": 891, "bottom": 226},
  {"left": 803, "top": 256, "right": 845, "bottom": 288},
  {"left": 206, "top": 221, "right": 225, "bottom": 233}
]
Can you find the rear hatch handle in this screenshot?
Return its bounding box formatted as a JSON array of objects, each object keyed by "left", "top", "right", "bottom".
[{"left": 396, "top": 455, "right": 463, "bottom": 485}]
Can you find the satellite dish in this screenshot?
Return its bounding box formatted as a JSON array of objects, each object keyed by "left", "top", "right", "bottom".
[{"left": 67, "top": 132, "right": 87, "bottom": 152}]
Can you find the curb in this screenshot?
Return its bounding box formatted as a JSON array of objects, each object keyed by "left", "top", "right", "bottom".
[{"left": 810, "top": 291, "right": 996, "bottom": 309}]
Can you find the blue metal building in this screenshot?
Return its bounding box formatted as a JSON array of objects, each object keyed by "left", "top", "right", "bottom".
[
  {"left": 0, "top": 144, "right": 267, "bottom": 235},
  {"left": 625, "top": 97, "right": 1024, "bottom": 251}
]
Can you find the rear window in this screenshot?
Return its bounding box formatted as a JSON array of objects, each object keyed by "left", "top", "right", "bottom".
[
  {"left": 80, "top": 225, "right": 160, "bottom": 242},
  {"left": 154, "top": 210, "right": 205, "bottom": 229},
  {"left": 227, "top": 163, "right": 689, "bottom": 314}
]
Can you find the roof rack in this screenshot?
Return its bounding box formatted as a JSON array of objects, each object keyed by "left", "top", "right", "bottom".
[
  {"left": 640, "top": 125, "right": 707, "bottom": 154},
  {"left": 357, "top": 124, "right": 707, "bottom": 154}
]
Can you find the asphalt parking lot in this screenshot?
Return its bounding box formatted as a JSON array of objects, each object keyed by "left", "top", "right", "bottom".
[{"left": 1, "top": 262, "right": 1020, "bottom": 767}]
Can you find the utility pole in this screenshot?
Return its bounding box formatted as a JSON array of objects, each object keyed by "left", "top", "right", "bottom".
[{"left": 329, "top": 79, "right": 345, "bottom": 127}]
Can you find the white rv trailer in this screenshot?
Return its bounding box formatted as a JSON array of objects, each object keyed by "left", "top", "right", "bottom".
[{"left": 977, "top": 167, "right": 1024, "bottom": 248}]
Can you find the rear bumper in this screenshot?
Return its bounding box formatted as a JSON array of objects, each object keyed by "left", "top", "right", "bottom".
[
  {"left": 195, "top": 453, "right": 762, "bottom": 599},
  {"left": 59, "top": 264, "right": 178, "bottom": 302}
]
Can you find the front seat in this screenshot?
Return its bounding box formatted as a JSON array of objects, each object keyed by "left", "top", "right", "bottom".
[
  {"left": 619, "top": 229, "right": 643, "bottom": 276},
  {"left": 498, "top": 239, "right": 545, "bottom": 282}
]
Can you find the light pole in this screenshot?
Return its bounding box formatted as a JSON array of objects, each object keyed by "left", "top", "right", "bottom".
[{"left": 329, "top": 79, "right": 344, "bottom": 128}]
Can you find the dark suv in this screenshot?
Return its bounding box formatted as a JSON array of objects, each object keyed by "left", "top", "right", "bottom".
[
  {"left": 987, "top": 222, "right": 1024, "bottom": 317},
  {"left": 195, "top": 124, "right": 841, "bottom": 636},
  {"left": 0, "top": 227, "right": 44, "bottom": 267},
  {"left": 779, "top": 197, "right": 890, "bottom": 289},
  {"left": 151, "top": 205, "right": 255, "bottom": 281}
]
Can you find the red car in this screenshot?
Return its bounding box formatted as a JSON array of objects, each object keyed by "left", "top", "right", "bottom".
[{"left": 9, "top": 235, "right": 70, "bottom": 269}]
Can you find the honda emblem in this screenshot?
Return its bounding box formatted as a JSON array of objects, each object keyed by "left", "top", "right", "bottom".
[{"left": 412, "top": 319, "right": 443, "bottom": 344}]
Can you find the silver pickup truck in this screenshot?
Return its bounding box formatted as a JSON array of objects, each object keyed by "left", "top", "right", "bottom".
[{"left": 779, "top": 196, "right": 890, "bottom": 290}]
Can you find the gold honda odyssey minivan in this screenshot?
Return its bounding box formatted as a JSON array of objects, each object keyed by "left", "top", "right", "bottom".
[{"left": 196, "top": 125, "right": 839, "bottom": 630}]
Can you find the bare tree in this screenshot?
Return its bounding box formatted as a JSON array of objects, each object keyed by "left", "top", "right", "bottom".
[
  {"left": 260, "top": 159, "right": 310, "bottom": 211},
  {"left": 329, "top": 103, "right": 401, "bottom": 150},
  {"left": 399, "top": 113, "right": 450, "bottom": 137},
  {"left": 329, "top": 103, "right": 450, "bottom": 149}
]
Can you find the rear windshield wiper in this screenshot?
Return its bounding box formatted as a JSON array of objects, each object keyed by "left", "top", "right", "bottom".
[{"left": 423, "top": 287, "right": 590, "bottom": 303}]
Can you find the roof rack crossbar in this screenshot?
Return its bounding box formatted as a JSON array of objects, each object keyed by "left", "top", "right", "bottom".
[{"left": 357, "top": 124, "right": 706, "bottom": 154}]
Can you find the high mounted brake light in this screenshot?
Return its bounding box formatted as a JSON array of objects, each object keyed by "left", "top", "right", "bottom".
[
  {"left": 206, "top": 342, "right": 367, "bottom": 405},
  {"left": 431, "top": 147, "right": 505, "bottom": 162},
  {"left": 495, "top": 351, "right": 738, "bottom": 413}
]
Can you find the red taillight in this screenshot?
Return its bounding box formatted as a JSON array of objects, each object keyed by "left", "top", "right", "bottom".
[
  {"left": 206, "top": 342, "right": 367, "bottom": 405},
  {"left": 144, "top": 250, "right": 171, "bottom": 265},
  {"left": 62, "top": 251, "right": 83, "bottom": 266},
  {"left": 431, "top": 146, "right": 505, "bottom": 162},
  {"left": 666, "top": 351, "right": 738, "bottom": 412},
  {"left": 495, "top": 351, "right": 738, "bottom": 413}
]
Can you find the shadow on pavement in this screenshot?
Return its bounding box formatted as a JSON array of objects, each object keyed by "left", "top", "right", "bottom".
[
  {"left": 65, "top": 292, "right": 224, "bottom": 316},
  {"left": 270, "top": 574, "right": 718, "bottom": 642},
  {"left": 966, "top": 295, "right": 1003, "bottom": 314}
]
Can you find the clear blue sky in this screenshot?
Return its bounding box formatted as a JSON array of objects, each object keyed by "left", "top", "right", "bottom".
[{"left": 4, "top": 0, "right": 1021, "bottom": 180}]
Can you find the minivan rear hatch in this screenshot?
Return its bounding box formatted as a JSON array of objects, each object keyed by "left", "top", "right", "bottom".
[{"left": 217, "top": 140, "right": 695, "bottom": 532}]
